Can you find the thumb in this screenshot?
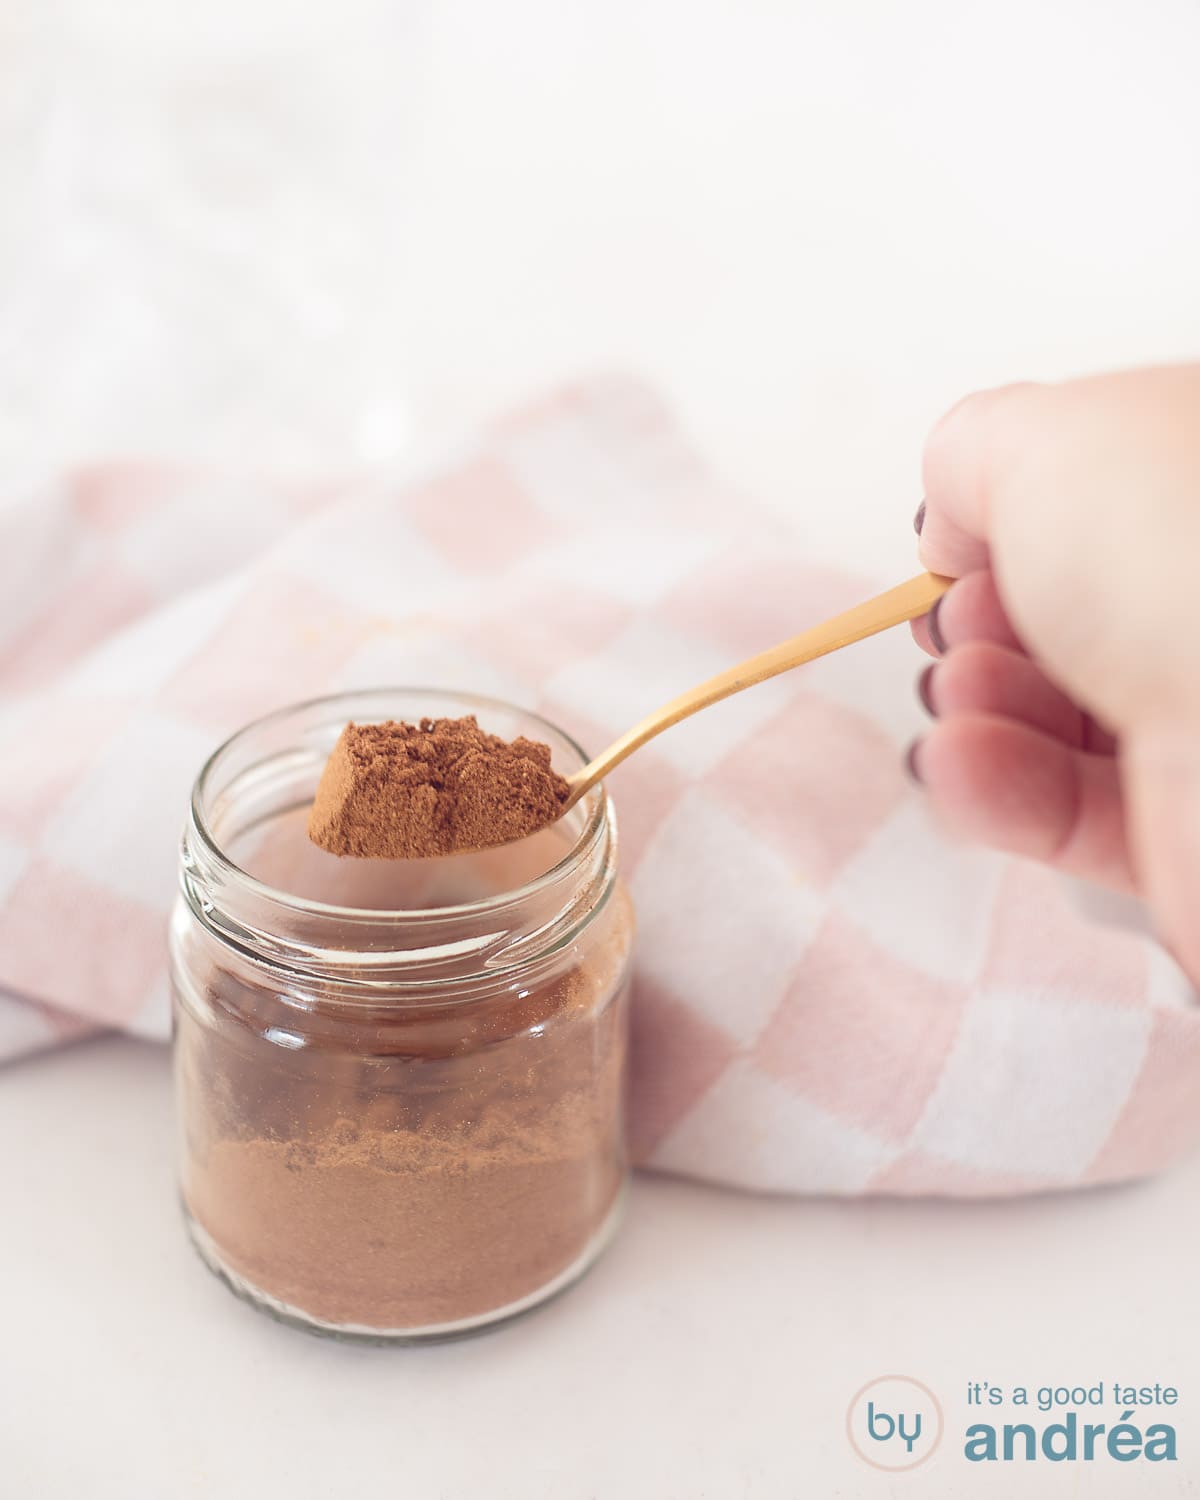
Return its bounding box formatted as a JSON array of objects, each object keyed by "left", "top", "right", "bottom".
[{"left": 1123, "top": 724, "right": 1200, "bottom": 986}]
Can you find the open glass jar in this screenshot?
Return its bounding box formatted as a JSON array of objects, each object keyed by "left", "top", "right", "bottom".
[{"left": 170, "top": 689, "right": 633, "bottom": 1342}]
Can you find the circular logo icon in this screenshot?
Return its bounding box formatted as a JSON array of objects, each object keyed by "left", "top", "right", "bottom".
[{"left": 846, "top": 1375, "right": 944, "bottom": 1471}]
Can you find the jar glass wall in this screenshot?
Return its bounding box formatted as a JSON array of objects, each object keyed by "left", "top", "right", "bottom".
[{"left": 170, "top": 689, "right": 633, "bottom": 1342}]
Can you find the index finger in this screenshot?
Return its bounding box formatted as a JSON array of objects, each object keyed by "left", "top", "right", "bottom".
[{"left": 918, "top": 382, "right": 1042, "bottom": 577}]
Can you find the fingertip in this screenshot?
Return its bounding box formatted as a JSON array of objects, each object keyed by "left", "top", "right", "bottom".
[
  {"left": 930, "top": 570, "right": 1025, "bottom": 654},
  {"left": 910, "top": 613, "right": 940, "bottom": 658},
  {"left": 932, "top": 639, "right": 1085, "bottom": 747},
  {"left": 915, "top": 713, "right": 1133, "bottom": 890},
  {"left": 920, "top": 381, "right": 1042, "bottom": 576},
  {"left": 916, "top": 514, "right": 990, "bottom": 580}
]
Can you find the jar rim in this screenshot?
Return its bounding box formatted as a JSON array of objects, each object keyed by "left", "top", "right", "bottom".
[{"left": 189, "top": 686, "right": 609, "bottom": 927}]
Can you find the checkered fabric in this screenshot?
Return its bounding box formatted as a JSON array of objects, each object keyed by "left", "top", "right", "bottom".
[{"left": 2, "top": 376, "right": 1197, "bottom": 1196}]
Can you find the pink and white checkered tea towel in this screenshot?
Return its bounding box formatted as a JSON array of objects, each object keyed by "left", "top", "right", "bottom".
[{"left": 1, "top": 376, "right": 1197, "bottom": 1198}]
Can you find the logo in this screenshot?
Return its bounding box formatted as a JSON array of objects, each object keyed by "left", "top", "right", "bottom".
[{"left": 846, "top": 1375, "right": 944, "bottom": 1471}]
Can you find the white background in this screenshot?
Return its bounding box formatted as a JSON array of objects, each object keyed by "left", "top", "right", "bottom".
[
  {"left": 2, "top": 2, "right": 1200, "bottom": 1494},
  {"left": 5, "top": 0, "right": 1200, "bottom": 570}
]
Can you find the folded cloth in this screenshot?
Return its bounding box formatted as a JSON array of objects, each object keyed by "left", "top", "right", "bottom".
[{"left": 1, "top": 376, "right": 1197, "bottom": 1197}]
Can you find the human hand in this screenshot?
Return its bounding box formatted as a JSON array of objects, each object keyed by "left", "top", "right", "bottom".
[{"left": 910, "top": 366, "right": 1200, "bottom": 982}]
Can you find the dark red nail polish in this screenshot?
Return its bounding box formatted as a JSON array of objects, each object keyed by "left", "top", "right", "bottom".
[
  {"left": 918, "top": 663, "right": 938, "bottom": 716},
  {"left": 905, "top": 739, "right": 925, "bottom": 783},
  {"left": 913, "top": 499, "right": 926, "bottom": 535},
  {"left": 928, "top": 594, "right": 948, "bottom": 655}
]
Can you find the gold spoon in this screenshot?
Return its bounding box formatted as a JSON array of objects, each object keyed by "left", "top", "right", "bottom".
[
  {"left": 562, "top": 570, "right": 951, "bottom": 812},
  {"left": 308, "top": 569, "right": 952, "bottom": 859}
]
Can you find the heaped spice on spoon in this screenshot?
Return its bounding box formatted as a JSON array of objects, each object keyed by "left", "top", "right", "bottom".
[{"left": 308, "top": 715, "right": 571, "bottom": 859}]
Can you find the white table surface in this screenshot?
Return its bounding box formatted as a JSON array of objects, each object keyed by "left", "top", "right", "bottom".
[{"left": 3, "top": 1034, "right": 1199, "bottom": 1498}]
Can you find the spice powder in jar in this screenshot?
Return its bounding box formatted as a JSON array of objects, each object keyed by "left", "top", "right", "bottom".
[{"left": 170, "top": 690, "right": 633, "bottom": 1341}]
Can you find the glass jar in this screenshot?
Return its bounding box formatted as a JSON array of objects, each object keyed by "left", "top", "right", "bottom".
[{"left": 170, "top": 689, "right": 633, "bottom": 1342}]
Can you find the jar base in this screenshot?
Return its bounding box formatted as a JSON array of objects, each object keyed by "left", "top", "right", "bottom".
[{"left": 182, "top": 1184, "right": 628, "bottom": 1344}]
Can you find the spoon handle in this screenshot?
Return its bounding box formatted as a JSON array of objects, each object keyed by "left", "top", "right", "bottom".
[{"left": 567, "top": 569, "right": 952, "bottom": 804}]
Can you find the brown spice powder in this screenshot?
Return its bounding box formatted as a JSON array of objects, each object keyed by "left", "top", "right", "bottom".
[
  {"left": 178, "top": 884, "right": 633, "bottom": 1333},
  {"left": 307, "top": 716, "right": 571, "bottom": 860},
  {"left": 186, "top": 1084, "right": 622, "bottom": 1330}
]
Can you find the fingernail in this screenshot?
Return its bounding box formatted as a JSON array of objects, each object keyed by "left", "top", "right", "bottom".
[
  {"left": 928, "top": 594, "right": 948, "bottom": 655},
  {"left": 905, "top": 739, "right": 925, "bottom": 783},
  {"left": 913, "top": 499, "right": 926, "bottom": 535},
  {"left": 918, "top": 663, "right": 938, "bottom": 716}
]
